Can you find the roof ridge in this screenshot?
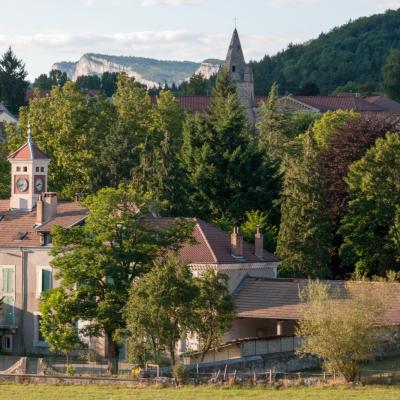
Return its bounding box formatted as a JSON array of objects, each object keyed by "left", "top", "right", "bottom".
[{"left": 194, "top": 218, "right": 218, "bottom": 263}]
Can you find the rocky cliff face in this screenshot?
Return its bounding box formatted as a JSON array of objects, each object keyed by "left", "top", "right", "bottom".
[
  {"left": 52, "top": 54, "right": 223, "bottom": 87},
  {"left": 53, "top": 54, "right": 158, "bottom": 87},
  {"left": 194, "top": 59, "right": 223, "bottom": 79}
]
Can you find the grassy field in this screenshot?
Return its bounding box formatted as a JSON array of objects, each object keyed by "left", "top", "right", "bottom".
[{"left": 1, "top": 384, "right": 400, "bottom": 400}]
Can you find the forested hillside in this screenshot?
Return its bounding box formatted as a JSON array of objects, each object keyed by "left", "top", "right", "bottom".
[{"left": 250, "top": 9, "right": 400, "bottom": 95}]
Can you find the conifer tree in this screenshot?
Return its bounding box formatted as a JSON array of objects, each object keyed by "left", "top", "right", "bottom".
[
  {"left": 182, "top": 68, "right": 279, "bottom": 222},
  {"left": 0, "top": 47, "right": 28, "bottom": 115},
  {"left": 133, "top": 91, "right": 188, "bottom": 215},
  {"left": 256, "top": 83, "right": 287, "bottom": 160},
  {"left": 277, "top": 133, "right": 332, "bottom": 278}
]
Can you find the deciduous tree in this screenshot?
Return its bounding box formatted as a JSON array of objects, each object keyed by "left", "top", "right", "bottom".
[
  {"left": 125, "top": 255, "right": 196, "bottom": 366},
  {"left": 193, "top": 269, "right": 235, "bottom": 361},
  {"left": 340, "top": 133, "right": 400, "bottom": 276},
  {"left": 49, "top": 188, "right": 193, "bottom": 374},
  {"left": 39, "top": 288, "right": 84, "bottom": 366},
  {"left": 297, "top": 280, "right": 389, "bottom": 382}
]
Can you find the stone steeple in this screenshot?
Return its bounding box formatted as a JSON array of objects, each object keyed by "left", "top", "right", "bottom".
[
  {"left": 225, "top": 28, "right": 247, "bottom": 81},
  {"left": 224, "top": 29, "right": 255, "bottom": 124}
]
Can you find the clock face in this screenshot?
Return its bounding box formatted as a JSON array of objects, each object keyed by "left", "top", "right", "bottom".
[
  {"left": 35, "top": 178, "right": 43, "bottom": 192},
  {"left": 16, "top": 178, "right": 28, "bottom": 192}
]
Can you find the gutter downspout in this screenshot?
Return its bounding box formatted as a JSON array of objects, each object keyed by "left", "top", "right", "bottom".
[{"left": 20, "top": 247, "right": 27, "bottom": 355}]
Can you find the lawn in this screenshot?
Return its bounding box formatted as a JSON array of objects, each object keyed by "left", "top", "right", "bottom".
[{"left": 1, "top": 384, "right": 400, "bottom": 400}]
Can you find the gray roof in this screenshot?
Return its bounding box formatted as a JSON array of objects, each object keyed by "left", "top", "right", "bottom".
[{"left": 225, "top": 29, "right": 247, "bottom": 80}]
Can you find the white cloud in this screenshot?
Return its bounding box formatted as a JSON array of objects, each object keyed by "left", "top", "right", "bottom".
[
  {"left": 269, "top": 0, "right": 319, "bottom": 7},
  {"left": 373, "top": 0, "right": 400, "bottom": 10},
  {"left": 83, "top": 0, "right": 95, "bottom": 7},
  {"left": 141, "top": 0, "right": 206, "bottom": 6}
]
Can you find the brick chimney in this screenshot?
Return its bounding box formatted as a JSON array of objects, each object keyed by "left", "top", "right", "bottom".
[
  {"left": 255, "top": 225, "right": 264, "bottom": 257},
  {"left": 43, "top": 192, "right": 57, "bottom": 222},
  {"left": 231, "top": 226, "right": 243, "bottom": 257},
  {"left": 36, "top": 195, "right": 44, "bottom": 225}
]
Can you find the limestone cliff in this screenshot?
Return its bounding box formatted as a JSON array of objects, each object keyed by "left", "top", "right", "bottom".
[{"left": 52, "top": 54, "right": 223, "bottom": 87}]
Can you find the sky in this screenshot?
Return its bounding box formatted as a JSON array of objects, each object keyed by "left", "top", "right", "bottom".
[{"left": 1, "top": 0, "right": 399, "bottom": 80}]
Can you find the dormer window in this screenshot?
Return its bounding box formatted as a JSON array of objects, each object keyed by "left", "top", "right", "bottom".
[{"left": 232, "top": 66, "right": 236, "bottom": 72}]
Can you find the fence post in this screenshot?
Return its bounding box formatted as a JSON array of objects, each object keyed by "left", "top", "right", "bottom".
[
  {"left": 223, "top": 364, "right": 227, "bottom": 381},
  {"left": 253, "top": 371, "right": 257, "bottom": 385},
  {"left": 269, "top": 369, "right": 272, "bottom": 384},
  {"left": 196, "top": 363, "right": 199, "bottom": 381},
  {"left": 233, "top": 369, "right": 237, "bottom": 383}
]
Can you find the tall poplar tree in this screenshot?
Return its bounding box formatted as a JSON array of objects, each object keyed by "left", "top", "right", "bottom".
[{"left": 277, "top": 133, "right": 332, "bottom": 278}]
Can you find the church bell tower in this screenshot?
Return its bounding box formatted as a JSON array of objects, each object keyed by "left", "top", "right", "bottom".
[
  {"left": 8, "top": 126, "right": 51, "bottom": 211},
  {"left": 225, "top": 29, "right": 255, "bottom": 124}
]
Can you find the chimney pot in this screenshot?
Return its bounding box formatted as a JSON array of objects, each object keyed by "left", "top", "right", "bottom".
[
  {"left": 43, "top": 192, "right": 58, "bottom": 222},
  {"left": 36, "top": 196, "right": 44, "bottom": 225},
  {"left": 255, "top": 225, "right": 264, "bottom": 257},
  {"left": 231, "top": 226, "right": 243, "bottom": 257}
]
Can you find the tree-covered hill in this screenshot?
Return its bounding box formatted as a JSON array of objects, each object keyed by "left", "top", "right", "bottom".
[{"left": 250, "top": 9, "right": 400, "bottom": 96}]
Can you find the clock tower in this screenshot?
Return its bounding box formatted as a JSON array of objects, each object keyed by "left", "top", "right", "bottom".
[{"left": 8, "top": 126, "right": 51, "bottom": 211}]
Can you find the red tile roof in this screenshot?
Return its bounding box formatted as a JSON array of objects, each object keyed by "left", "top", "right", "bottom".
[
  {"left": 0, "top": 200, "right": 88, "bottom": 247},
  {"left": 234, "top": 276, "right": 400, "bottom": 326},
  {"left": 293, "top": 96, "right": 385, "bottom": 112},
  {"left": 8, "top": 142, "right": 50, "bottom": 160},
  {"left": 153, "top": 217, "right": 278, "bottom": 265},
  {"left": 175, "top": 96, "right": 212, "bottom": 112},
  {"left": 0, "top": 204, "right": 278, "bottom": 265}
]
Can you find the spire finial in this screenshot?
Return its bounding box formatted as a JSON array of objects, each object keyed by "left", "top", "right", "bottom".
[
  {"left": 234, "top": 17, "right": 238, "bottom": 29},
  {"left": 27, "top": 122, "right": 32, "bottom": 143}
]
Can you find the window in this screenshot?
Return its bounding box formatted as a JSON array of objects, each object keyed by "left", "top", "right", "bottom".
[
  {"left": 36, "top": 166, "right": 39, "bottom": 172},
  {"left": 36, "top": 267, "right": 52, "bottom": 298},
  {"left": 40, "top": 167, "right": 44, "bottom": 172},
  {"left": 1, "top": 335, "right": 12, "bottom": 352},
  {"left": 23, "top": 166, "right": 27, "bottom": 172},
  {"left": 2, "top": 268, "right": 13, "bottom": 293},
  {"left": 232, "top": 65, "right": 236, "bottom": 72},
  {"left": 0, "top": 266, "right": 14, "bottom": 326},
  {"left": 16, "top": 166, "right": 21, "bottom": 172}
]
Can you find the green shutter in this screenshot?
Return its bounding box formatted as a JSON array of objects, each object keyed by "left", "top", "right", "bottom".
[
  {"left": 42, "top": 269, "right": 52, "bottom": 292},
  {"left": 3, "top": 295, "right": 13, "bottom": 325},
  {"left": 2, "top": 268, "right": 13, "bottom": 293}
]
